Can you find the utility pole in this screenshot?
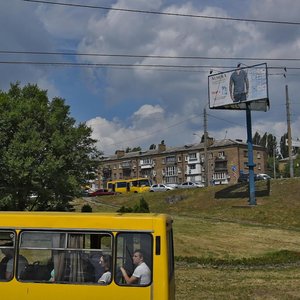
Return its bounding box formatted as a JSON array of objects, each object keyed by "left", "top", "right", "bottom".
[
  {"left": 246, "top": 103, "right": 256, "bottom": 206},
  {"left": 286, "top": 85, "right": 294, "bottom": 178},
  {"left": 273, "top": 146, "right": 276, "bottom": 179},
  {"left": 204, "top": 108, "right": 209, "bottom": 187}
]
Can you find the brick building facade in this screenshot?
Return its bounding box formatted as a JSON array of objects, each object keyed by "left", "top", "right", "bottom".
[{"left": 97, "top": 139, "right": 267, "bottom": 188}]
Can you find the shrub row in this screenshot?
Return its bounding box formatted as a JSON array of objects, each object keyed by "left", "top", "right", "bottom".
[{"left": 175, "top": 250, "right": 300, "bottom": 268}]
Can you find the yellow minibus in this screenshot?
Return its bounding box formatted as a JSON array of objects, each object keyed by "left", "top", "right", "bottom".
[
  {"left": 107, "top": 179, "right": 130, "bottom": 193},
  {"left": 107, "top": 178, "right": 151, "bottom": 193},
  {"left": 0, "top": 212, "right": 175, "bottom": 300},
  {"left": 129, "top": 178, "right": 151, "bottom": 193}
]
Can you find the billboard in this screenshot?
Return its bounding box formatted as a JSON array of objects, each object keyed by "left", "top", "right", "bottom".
[{"left": 208, "top": 63, "right": 269, "bottom": 111}]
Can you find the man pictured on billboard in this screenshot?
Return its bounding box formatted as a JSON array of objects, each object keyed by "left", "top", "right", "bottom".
[{"left": 229, "top": 67, "right": 249, "bottom": 103}]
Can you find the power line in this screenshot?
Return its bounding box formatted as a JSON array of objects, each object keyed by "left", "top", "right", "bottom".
[
  {"left": 2, "top": 50, "right": 300, "bottom": 62},
  {"left": 207, "top": 113, "right": 287, "bottom": 142},
  {"left": 22, "top": 0, "right": 300, "bottom": 26},
  {"left": 104, "top": 114, "right": 202, "bottom": 149},
  {"left": 1, "top": 60, "right": 300, "bottom": 72}
]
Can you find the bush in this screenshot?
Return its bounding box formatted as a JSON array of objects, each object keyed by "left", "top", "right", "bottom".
[
  {"left": 81, "top": 204, "right": 93, "bottom": 212},
  {"left": 117, "top": 197, "right": 150, "bottom": 213}
]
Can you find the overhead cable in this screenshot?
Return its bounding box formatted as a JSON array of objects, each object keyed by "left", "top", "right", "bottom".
[
  {"left": 2, "top": 50, "right": 300, "bottom": 62},
  {"left": 23, "top": 0, "right": 300, "bottom": 26}
]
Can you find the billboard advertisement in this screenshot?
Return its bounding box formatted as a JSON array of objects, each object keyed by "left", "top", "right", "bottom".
[{"left": 208, "top": 63, "right": 269, "bottom": 111}]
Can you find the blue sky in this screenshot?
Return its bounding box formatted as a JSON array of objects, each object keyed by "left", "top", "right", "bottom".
[{"left": 1, "top": 0, "right": 300, "bottom": 155}]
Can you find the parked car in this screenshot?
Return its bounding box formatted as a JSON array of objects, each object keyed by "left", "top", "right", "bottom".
[
  {"left": 256, "top": 173, "right": 271, "bottom": 180},
  {"left": 238, "top": 173, "right": 258, "bottom": 183},
  {"left": 88, "top": 189, "right": 116, "bottom": 197},
  {"left": 80, "top": 190, "right": 90, "bottom": 197},
  {"left": 165, "top": 183, "right": 178, "bottom": 189},
  {"left": 149, "top": 184, "right": 174, "bottom": 192},
  {"left": 178, "top": 181, "right": 204, "bottom": 189}
]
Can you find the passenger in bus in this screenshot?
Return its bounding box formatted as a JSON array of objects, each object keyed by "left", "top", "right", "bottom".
[
  {"left": 88, "top": 252, "right": 104, "bottom": 282},
  {"left": 0, "top": 248, "right": 11, "bottom": 279},
  {"left": 49, "top": 269, "right": 55, "bottom": 282},
  {"left": 120, "top": 250, "right": 151, "bottom": 285},
  {"left": 0, "top": 247, "right": 28, "bottom": 279},
  {"left": 98, "top": 254, "right": 112, "bottom": 284}
]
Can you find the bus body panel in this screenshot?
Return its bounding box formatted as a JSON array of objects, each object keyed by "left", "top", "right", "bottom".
[
  {"left": 1, "top": 282, "right": 152, "bottom": 300},
  {"left": 0, "top": 212, "right": 174, "bottom": 300}
]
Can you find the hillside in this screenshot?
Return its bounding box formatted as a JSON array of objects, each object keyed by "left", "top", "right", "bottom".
[
  {"left": 75, "top": 178, "right": 300, "bottom": 228},
  {"left": 73, "top": 178, "right": 300, "bottom": 299}
]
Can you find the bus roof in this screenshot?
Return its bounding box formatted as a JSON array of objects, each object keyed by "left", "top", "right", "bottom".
[{"left": 0, "top": 212, "right": 172, "bottom": 231}]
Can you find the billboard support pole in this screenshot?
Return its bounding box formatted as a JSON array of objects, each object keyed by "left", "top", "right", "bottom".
[{"left": 246, "top": 103, "right": 256, "bottom": 206}]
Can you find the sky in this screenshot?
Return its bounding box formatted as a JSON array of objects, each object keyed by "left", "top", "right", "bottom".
[{"left": 1, "top": 0, "right": 300, "bottom": 155}]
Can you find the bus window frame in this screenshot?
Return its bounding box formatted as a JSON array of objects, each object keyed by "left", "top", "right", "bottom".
[
  {"left": 0, "top": 230, "right": 16, "bottom": 282},
  {"left": 18, "top": 230, "right": 114, "bottom": 284},
  {"left": 115, "top": 231, "right": 153, "bottom": 287}
]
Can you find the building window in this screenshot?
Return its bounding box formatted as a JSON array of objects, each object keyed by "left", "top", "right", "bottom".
[
  {"left": 166, "top": 156, "right": 176, "bottom": 164},
  {"left": 257, "top": 163, "right": 261, "bottom": 170},
  {"left": 165, "top": 177, "right": 177, "bottom": 184},
  {"left": 243, "top": 151, "right": 248, "bottom": 158},
  {"left": 141, "top": 158, "right": 153, "bottom": 165},
  {"left": 188, "top": 153, "right": 197, "bottom": 161},
  {"left": 257, "top": 152, "right": 261, "bottom": 159},
  {"left": 162, "top": 158, "right": 165, "bottom": 164},
  {"left": 178, "top": 156, "right": 182, "bottom": 162},
  {"left": 185, "top": 155, "right": 188, "bottom": 162},
  {"left": 166, "top": 166, "right": 176, "bottom": 176},
  {"left": 190, "top": 164, "right": 196, "bottom": 170}
]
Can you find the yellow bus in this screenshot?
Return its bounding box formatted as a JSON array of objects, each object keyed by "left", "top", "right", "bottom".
[
  {"left": 107, "top": 178, "right": 151, "bottom": 193},
  {"left": 0, "top": 212, "right": 175, "bottom": 300},
  {"left": 129, "top": 178, "right": 151, "bottom": 193},
  {"left": 107, "top": 179, "right": 130, "bottom": 194}
]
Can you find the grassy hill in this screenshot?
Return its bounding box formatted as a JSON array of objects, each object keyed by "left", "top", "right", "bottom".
[{"left": 73, "top": 178, "right": 300, "bottom": 299}]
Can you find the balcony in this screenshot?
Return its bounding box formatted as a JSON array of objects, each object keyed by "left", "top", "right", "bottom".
[
  {"left": 215, "top": 155, "right": 227, "bottom": 162},
  {"left": 186, "top": 168, "right": 201, "bottom": 175},
  {"left": 121, "top": 161, "right": 132, "bottom": 169},
  {"left": 214, "top": 161, "right": 228, "bottom": 172},
  {"left": 140, "top": 161, "right": 155, "bottom": 169}
]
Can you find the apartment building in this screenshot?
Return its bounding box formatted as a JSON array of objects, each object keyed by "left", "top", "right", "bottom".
[{"left": 97, "top": 139, "right": 267, "bottom": 188}]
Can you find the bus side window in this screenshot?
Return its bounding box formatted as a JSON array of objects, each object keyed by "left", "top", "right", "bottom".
[
  {"left": 18, "top": 231, "right": 112, "bottom": 284},
  {"left": 116, "top": 232, "right": 153, "bottom": 286},
  {"left": 0, "top": 231, "right": 15, "bottom": 281}
]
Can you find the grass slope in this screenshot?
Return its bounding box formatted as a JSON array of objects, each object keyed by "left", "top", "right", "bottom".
[{"left": 73, "top": 178, "right": 300, "bottom": 299}]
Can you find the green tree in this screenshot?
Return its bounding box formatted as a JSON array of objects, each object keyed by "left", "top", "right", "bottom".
[
  {"left": 125, "top": 146, "right": 141, "bottom": 153},
  {"left": 259, "top": 132, "right": 267, "bottom": 148},
  {"left": 0, "top": 83, "right": 101, "bottom": 211},
  {"left": 266, "top": 133, "right": 277, "bottom": 158},
  {"left": 280, "top": 133, "right": 289, "bottom": 158},
  {"left": 253, "top": 132, "right": 261, "bottom": 145}
]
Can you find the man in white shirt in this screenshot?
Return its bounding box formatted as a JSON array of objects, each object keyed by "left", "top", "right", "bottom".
[{"left": 120, "top": 250, "right": 151, "bottom": 285}]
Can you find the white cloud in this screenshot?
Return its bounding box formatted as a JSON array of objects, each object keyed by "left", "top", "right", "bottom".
[
  {"left": 2, "top": 0, "right": 300, "bottom": 155},
  {"left": 133, "top": 104, "right": 164, "bottom": 119}
]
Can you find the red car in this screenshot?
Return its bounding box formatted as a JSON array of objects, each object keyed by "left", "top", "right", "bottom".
[{"left": 88, "top": 189, "right": 115, "bottom": 197}]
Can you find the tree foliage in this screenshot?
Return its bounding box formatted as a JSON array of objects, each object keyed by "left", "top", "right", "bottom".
[
  {"left": 125, "top": 146, "right": 141, "bottom": 153},
  {"left": 280, "top": 133, "right": 289, "bottom": 159},
  {"left": 252, "top": 131, "right": 278, "bottom": 158},
  {"left": 0, "top": 83, "right": 101, "bottom": 211}
]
